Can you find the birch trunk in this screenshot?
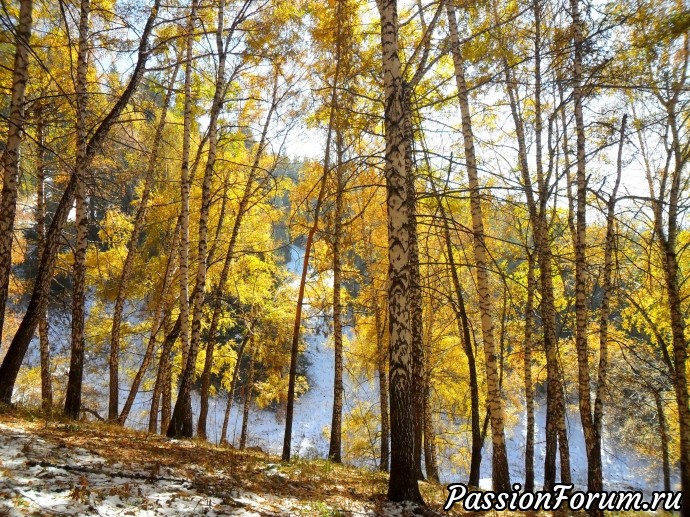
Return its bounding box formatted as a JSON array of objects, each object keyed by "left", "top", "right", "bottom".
[
  {"left": 402, "top": 84, "right": 425, "bottom": 481},
  {"left": 446, "top": 0, "right": 510, "bottom": 491},
  {"left": 64, "top": 0, "right": 91, "bottom": 419},
  {"left": 175, "top": 0, "right": 198, "bottom": 412},
  {"left": 377, "top": 0, "right": 423, "bottom": 502},
  {"left": 0, "top": 0, "right": 33, "bottom": 347}
]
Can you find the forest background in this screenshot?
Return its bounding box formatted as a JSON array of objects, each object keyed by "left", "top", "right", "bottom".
[{"left": 0, "top": 0, "right": 688, "bottom": 509}]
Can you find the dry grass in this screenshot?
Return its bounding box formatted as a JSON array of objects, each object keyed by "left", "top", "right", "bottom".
[{"left": 0, "top": 408, "right": 425, "bottom": 515}]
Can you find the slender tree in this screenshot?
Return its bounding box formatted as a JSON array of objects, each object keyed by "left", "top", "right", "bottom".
[
  {"left": 328, "top": 122, "right": 345, "bottom": 462},
  {"left": 446, "top": 0, "right": 510, "bottom": 491},
  {"left": 198, "top": 67, "right": 280, "bottom": 439},
  {"left": 64, "top": 0, "right": 91, "bottom": 420},
  {"left": 34, "top": 107, "right": 52, "bottom": 411},
  {"left": 282, "top": 8, "right": 343, "bottom": 461},
  {"left": 110, "top": 60, "right": 180, "bottom": 424},
  {"left": 0, "top": 0, "right": 33, "bottom": 349}
]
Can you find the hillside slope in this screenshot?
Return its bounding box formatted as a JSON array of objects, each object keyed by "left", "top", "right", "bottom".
[{"left": 0, "top": 413, "right": 453, "bottom": 517}]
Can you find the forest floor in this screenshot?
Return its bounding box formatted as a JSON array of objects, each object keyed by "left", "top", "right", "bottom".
[{"left": 0, "top": 410, "right": 468, "bottom": 517}]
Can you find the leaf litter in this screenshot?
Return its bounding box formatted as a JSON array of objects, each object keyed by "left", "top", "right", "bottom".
[{"left": 0, "top": 413, "right": 457, "bottom": 516}]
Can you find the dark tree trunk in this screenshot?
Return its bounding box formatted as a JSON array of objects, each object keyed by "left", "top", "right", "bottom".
[
  {"left": 422, "top": 291, "right": 439, "bottom": 483},
  {"left": 220, "top": 333, "right": 250, "bottom": 445},
  {"left": 239, "top": 344, "right": 255, "bottom": 450},
  {"left": 35, "top": 109, "right": 52, "bottom": 412},
  {"left": 431, "top": 177, "right": 481, "bottom": 487},
  {"left": 654, "top": 391, "right": 671, "bottom": 492},
  {"left": 328, "top": 126, "right": 345, "bottom": 463},
  {"left": 569, "top": 0, "right": 601, "bottom": 501},
  {"left": 523, "top": 252, "right": 536, "bottom": 492}
]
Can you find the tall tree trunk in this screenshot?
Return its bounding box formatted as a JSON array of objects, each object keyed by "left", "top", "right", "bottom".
[
  {"left": 377, "top": 0, "right": 424, "bottom": 503},
  {"left": 556, "top": 85, "right": 579, "bottom": 488},
  {"left": 0, "top": 0, "right": 33, "bottom": 347},
  {"left": 198, "top": 69, "right": 279, "bottom": 439},
  {"left": 402, "top": 84, "right": 425, "bottom": 482},
  {"left": 239, "top": 341, "right": 255, "bottom": 450},
  {"left": 569, "top": 0, "right": 601, "bottom": 498},
  {"left": 220, "top": 333, "right": 250, "bottom": 445},
  {"left": 0, "top": 0, "right": 160, "bottom": 404},
  {"left": 64, "top": 0, "right": 91, "bottom": 420},
  {"left": 328, "top": 126, "right": 345, "bottom": 462},
  {"left": 523, "top": 251, "right": 536, "bottom": 492},
  {"left": 654, "top": 390, "right": 671, "bottom": 492},
  {"left": 659, "top": 98, "right": 690, "bottom": 517},
  {"left": 174, "top": 0, "right": 198, "bottom": 424},
  {"left": 446, "top": 0, "right": 510, "bottom": 491},
  {"left": 35, "top": 109, "right": 52, "bottom": 412},
  {"left": 282, "top": 23, "right": 342, "bottom": 462},
  {"left": 504, "top": 53, "right": 568, "bottom": 490},
  {"left": 431, "top": 175, "right": 481, "bottom": 487},
  {"left": 374, "top": 289, "right": 390, "bottom": 472},
  {"left": 109, "top": 60, "right": 179, "bottom": 422}
]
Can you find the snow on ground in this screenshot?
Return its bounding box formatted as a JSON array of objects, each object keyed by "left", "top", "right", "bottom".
[
  {"left": 0, "top": 420, "right": 387, "bottom": 516},
  {"left": 0, "top": 421, "right": 256, "bottom": 516}
]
